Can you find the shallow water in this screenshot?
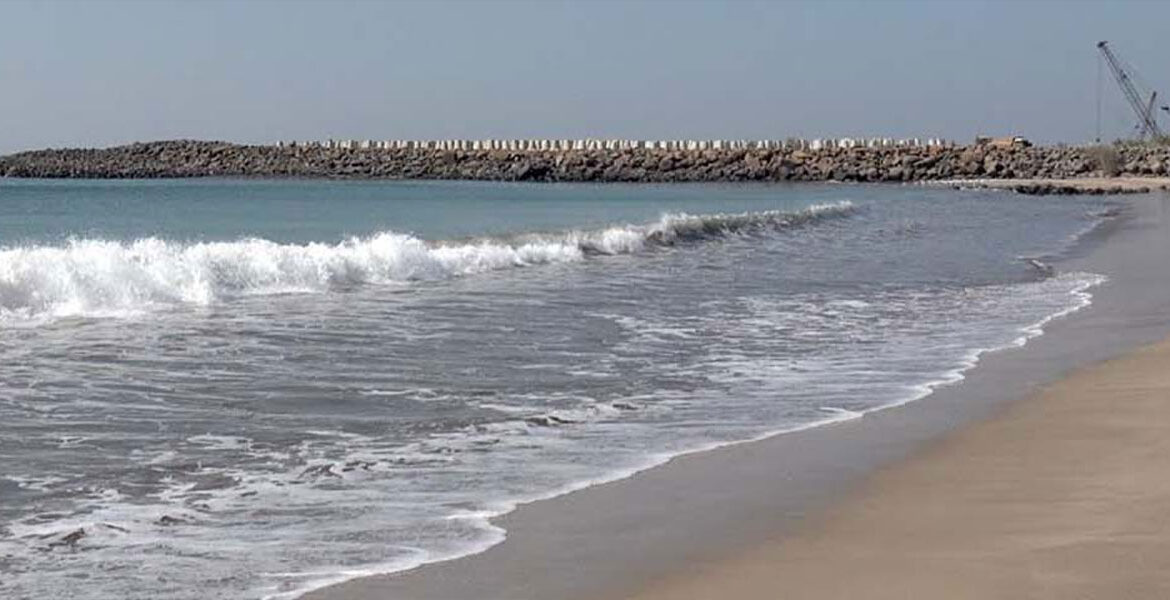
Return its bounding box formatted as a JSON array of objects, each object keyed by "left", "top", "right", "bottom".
[{"left": 0, "top": 179, "right": 1110, "bottom": 599}]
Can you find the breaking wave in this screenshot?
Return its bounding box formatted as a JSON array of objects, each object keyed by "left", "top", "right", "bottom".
[{"left": 0, "top": 201, "right": 855, "bottom": 322}]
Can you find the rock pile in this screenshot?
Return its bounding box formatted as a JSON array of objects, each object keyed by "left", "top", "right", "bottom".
[{"left": 2, "top": 140, "right": 1168, "bottom": 183}]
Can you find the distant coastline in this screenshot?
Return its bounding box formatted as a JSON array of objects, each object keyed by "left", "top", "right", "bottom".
[{"left": 2, "top": 140, "right": 1168, "bottom": 194}]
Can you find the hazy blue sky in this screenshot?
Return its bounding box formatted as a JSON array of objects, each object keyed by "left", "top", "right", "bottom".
[{"left": 1, "top": 0, "right": 1167, "bottom": 154}]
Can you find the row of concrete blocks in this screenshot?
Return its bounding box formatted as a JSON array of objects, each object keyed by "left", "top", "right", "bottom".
[{"left": 275, "top": 137, "right": 952, "bottom": 152}]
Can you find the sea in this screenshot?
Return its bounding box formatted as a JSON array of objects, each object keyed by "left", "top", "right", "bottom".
[{"left": 0, "top": 178, "right": 1111, "bottom": 599}]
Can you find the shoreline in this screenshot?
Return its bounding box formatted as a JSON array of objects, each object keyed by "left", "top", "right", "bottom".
[
  {"left": 928, "top": 176, "right": 1170, "bottom": 195},
  {"left": 622, "top": 332, "right": 1170, "bottom": 600},
  {"left": 301, "top": 192, "right": 1170, "bottom": 600}
]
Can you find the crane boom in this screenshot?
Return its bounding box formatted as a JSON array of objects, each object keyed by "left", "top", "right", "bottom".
[
  {"left": 1097, "top": 40, "right": 1164, "bottom": 139},
  {"left": 1143, "top": 91, "right": 1158, "bottom": 127}
]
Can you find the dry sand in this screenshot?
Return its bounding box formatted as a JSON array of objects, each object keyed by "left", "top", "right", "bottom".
[{"left": 620, "top": 337, "right": 1170, "bottom": 600}]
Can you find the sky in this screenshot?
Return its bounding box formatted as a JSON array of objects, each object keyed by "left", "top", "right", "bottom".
[{"left": 1, "top": 0, "right": 1167, "bottom": 154}]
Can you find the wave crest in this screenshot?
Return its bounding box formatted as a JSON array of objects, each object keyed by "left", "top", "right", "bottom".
[{"left": 0, "top": 201, "right": 854, "bottom": 322}]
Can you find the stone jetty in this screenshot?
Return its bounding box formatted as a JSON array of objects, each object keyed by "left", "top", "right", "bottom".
[{"left": 2, "top": 139, "right": 1168, "bottom": 190}]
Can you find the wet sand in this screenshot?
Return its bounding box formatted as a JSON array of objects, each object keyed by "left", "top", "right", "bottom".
[
  {"left": 305, "top": 191, "right": 1170, "bottom": 600},
  {"left": 623, "top": 335, "right": 1170, "bottom": 599}
]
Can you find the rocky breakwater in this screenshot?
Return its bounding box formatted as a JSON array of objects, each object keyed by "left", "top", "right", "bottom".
[{"left": 2, "top": 140, "right": 1169, "bottom": 187}]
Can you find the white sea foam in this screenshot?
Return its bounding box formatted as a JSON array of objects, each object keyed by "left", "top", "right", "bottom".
[
  {"left": 0, "top": 202, "right": 855, "bottom": 323},
  {"left": 0, "top": 271, "right": 1108, "bottom": 600},
  {"left": 270, "top": 271, "right": 1108, "bottom": 600}
]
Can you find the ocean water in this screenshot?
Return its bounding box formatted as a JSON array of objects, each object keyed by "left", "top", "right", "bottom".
[{"left": 0, "top": 179, "right": 1110, "bottom": 599}]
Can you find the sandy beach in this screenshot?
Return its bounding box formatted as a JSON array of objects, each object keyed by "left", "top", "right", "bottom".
[
  {"left": 622, "top": 335, "right": 1170, "bottom": 600},
  {"left": 9, "top": 5, "right": 1170, "bottom": 600}
]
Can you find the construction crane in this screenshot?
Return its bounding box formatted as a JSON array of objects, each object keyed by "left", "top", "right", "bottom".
[{"left": 1097, "top": 40, "right": 1164, "bottom": 140}]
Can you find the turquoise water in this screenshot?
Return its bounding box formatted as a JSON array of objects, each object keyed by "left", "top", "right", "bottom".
[
  {"left": 0, "top": 179, "right": 851, "bottom": 244},
  {"left": 0, "top": 179, "right": 1110, "bottom": 599}
]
